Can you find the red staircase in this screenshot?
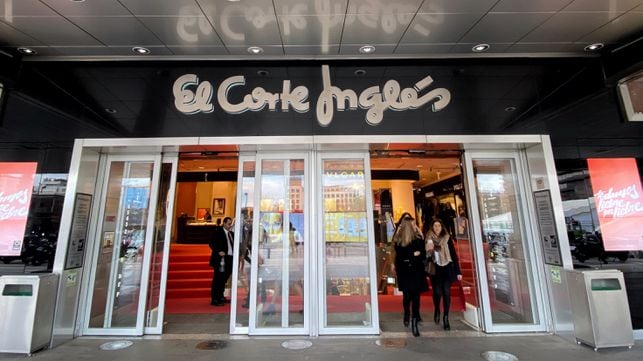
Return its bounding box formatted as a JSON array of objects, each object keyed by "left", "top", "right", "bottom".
[{"left": 166, "top": 244, "right": 212, "bottom": 299}]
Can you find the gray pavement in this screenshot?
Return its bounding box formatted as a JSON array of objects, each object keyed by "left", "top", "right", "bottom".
[{"left": 1, "top": 334, "right": 641, "bottom": 361}]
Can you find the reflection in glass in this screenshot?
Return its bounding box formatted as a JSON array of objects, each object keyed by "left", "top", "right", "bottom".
[
  {"left": 90, "top": 161, "right": 153, "bottom": 329},
  {"left": 473, "top": 159, "right": 537, "bottom": 325},
  {"left": 234, "top": 161, "right": 255, "bottom": 328},
  {"left": 255, "top": 159, "right": 305, "bottom": 329},
  {"left": 322, "top": 159, "right": 372, "bottom": 327}
]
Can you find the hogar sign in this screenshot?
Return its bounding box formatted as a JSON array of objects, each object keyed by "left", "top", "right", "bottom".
[{"left": 173, "top": 65, "right": 451, "bottom": 126}]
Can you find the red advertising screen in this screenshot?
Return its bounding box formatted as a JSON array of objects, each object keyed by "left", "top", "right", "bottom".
[
  {"left": 587, "top": 158, "right": 643, "bottom": 251},
  {"left": 0, "top": 162, "right": 37, "bottom": 256}
]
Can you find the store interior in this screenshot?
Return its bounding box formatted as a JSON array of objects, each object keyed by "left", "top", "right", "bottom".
[{"left": 162, "top": 144, "right": 478, "bottom": 334}]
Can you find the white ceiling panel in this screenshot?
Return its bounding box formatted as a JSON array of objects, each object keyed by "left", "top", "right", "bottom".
[
  {"left": 139, "top": 17, "right": 222, "bottom": 46},
  {"left": 53, "top": 46, "right": 120, "bottom": 56},
  {"left": 579, "top": 11, "right": 643, "bottom": 43},
  {"left": 394, "top": 43, "right": 455, "bottom": 54},
  {"left": 523, "top": 12, "right": 622, "bottom": 42},
  {"left": 274, "top": 0, "right": 348, "bottom": 15},
  {"left": 562, "top": 0, "right": 642, "bottom": 12},
  {"left": 40, "top": 0, "right": 131, "bottom": 17},
  {"left": 339, "top": 44, "right": 396, "bottom": 54},
  {"left": 0, "top": 0, "right": 56, "bottom": 17},
  {"left": 168, "top": 45, "right": 227, "bottom": 55},
  {"left": 210, "top": 15, "right": 282, "bottom": 46},
  {"left": 70, "top": 17, "right": 163, "bottom": 46},
  {"left": 284, "top": 45, "right": 340, "bottom": 55},
  {"left": 418, "top": 0, "right": 498, "bottom": 13},
  {"left": 196, "top": 0, "right": 275, "bottom": 18},
  {"left": 0, "top": 20, "right": 43, "bottom": 46},
  {"left": 400, "top": 13, "right": 482, "bottom": 44},
  {"left": 459, "top": 13, "right": 552, "bottom": 43},
  {"left": 119, "top": 0, "right": 202, "bottom": 16},
  {"left": 346, "top": 0, "right": 423, "bottom": 14},
  {"left": 506, "top": 42, "right": 585, "bottom": 52},
  {"left": 491, "top": 0, "right": 572, "bottom": 12},
  {"left": 450, "top": 43, "right": 513, "bottom": 53},
  {"left": 278, "top": 15, "right": 343, "bottom": 45},
  {"left": 7, "top": 17, "right": 101, "bottom": 46},
  {"left": 341, "top": 14, "right": 412, "bottom": 44}
]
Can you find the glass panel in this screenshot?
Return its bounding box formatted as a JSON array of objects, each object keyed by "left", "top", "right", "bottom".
[
  {"left": 322, "top": 159, "right": 371, "bottom": 327},
  {"left": 255, "top": 159, "right": 305, "bottom": 329},
  {"left": 89, "top": 161, "right": 153, "bottom": 329},
  {"left": 234, "top": 161, "right": 255, "bottom": 328},
  {"left": 472, "top": 158, "right": 536, "bottom": 325},
  {"left": 145, "top": 163, "right": 172, "bottom": 328}
]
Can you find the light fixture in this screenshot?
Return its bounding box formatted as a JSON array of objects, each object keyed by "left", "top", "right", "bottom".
[
  {"left": 359, "top": 45, "right": 375, "bottom": 54},
  {"left": 257, "top": 69, "right": 270, "bottom": 76},
  {"left": 132, "top": 46, "right": 151, "bottom": 55},
  {"left": 247, "top": 46, "right": 263, "bottom": 54},
  {"left": 472, "top": 44, "right": 490, "bottom": 52},
  {"left": 504, "top": 106, "right": 516, "bottom": 112},
  {"left": 416, "top": 164, "right": 423, "bottom": 168},
  {"left": 105, "top": 108, "right": 117, "bottom": 114},
  {"left": 584, "top": 43, "right": 604, "bottom": 51},
  {"left": 354, "top": 69, "right": 367, "bottom": 76},
  {"left": 70, "top": 0, "right": 86, "bottom": 2},
  {"left": 17, "top": 47, "right": 36, "bottom": 55}
]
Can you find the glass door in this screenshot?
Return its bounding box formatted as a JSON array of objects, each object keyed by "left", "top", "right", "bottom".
[
  {"left": 464, "top": 151, "right": 546, "bottom": 332},
  {"left": 247, "top": 153, "right": 309, "bottom": 335},
  {"left": 83, "top": 154, "right": 161, "bottom": 336}
]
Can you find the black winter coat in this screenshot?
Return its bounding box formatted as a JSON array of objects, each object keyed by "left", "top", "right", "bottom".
[{"left": 394, "top": 238, "right": 429, "bottom": 293}]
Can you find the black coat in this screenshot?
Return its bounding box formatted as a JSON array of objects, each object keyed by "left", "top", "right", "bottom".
[
  {"left": 394, "top": 238, "right": 429, "bottom": 293},
  {"left": 209, "top": 226, "right": 233, "bottom": 267}
]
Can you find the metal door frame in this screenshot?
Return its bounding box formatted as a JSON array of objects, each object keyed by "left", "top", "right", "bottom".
[
  {"left": 464, "top": 150, "right": 547, "bottom": 333},
  {"left": 81, "top": 153, "right": 162, "bottom": 336}
]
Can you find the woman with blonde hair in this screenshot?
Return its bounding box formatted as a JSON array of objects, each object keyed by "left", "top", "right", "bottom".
[
  {"left": 425, "top": 219, "right": 462, "bottom": 330},
  {"left": 393, "top": 212, "right": 428, "bottom": 337}
]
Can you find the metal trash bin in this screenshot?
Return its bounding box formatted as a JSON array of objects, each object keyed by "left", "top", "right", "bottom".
[
  {"left": 0, "top": 274, "right": 58, "bottom": 354},
  {"left": 566, "top": 269, "right": 634, "bottom": 351}
]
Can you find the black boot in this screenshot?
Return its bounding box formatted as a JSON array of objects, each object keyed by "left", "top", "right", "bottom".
[
  {"left": 411, "top": 318, "right": 420, "bottom": 337},
  {"left": 434, "top": 309, "right": 440, "bottom": 324},
  {"left": 443, "top": 315, "right": 450, "bottom": 330},
  {"left": 403, "top": 311, "right": 410, "bottom": 327}
]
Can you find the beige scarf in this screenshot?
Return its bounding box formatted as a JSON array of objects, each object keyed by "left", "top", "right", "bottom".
[{"left": 426, "top": 231, "right": 452, "bottom": 267}]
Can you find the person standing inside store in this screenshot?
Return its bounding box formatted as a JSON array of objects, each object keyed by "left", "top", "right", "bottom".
[
  {"left": 425, "top": 219, "right": 462, "bottom": 330},
  {"left": 210, "top": 216, "right": 234, "bottom": 306},
  {"left": 393, "top": 212, "right": 428, "bottom": 337}
]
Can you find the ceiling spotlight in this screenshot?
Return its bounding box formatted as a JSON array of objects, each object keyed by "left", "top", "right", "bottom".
[
  {"left": 584, "top": 43, "right": 604, "bottom": 51},
  {"left": 247, "top": 46, "right": 264, "bottom": 54},
  {"left": 257, "top": 69, "right": 270, "bottom": 76},
  {"left": 70, "top": 0, "right": 86, "bottom": 2},
  {"left": 472, "top": 44, "right": 490, "bottom": 52},
  {"left": 359, "top": 45, "right": 375, "bottom": 54},
  {"left": 504, "top": 106, "right": 517, "bottom": 112},
  {"left": 132, "top": 46, "right": 151, "bottom": 55},
  {"left": 17, "top": 47, "right": 36, "bottom": 55},
  {"left": 354, "top": 69, "right": 367, "bottom": 76},
  {"left": 105, "top": 108, "right": 117, "bottom": 114}
]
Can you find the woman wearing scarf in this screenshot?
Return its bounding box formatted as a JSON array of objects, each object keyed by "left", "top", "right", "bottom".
[
  {"left": 425, "top": 219, "right": 462, "bottom": 330},
  {"left": 393, "top": 213, "right": 428, "bottom": 337}
]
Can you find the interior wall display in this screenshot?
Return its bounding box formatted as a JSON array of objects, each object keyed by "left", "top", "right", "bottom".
[
  {"left": 65, "top": 193, "right": 92, "bottom": 269},
  {"left": 533, "top": 190, "right": 563, "bottom": 266},
  {"left": 213, "top": 198, "right": 226, "bottom": 216},
  {"left": 587, "top": 158, "right": 643, "bottom": 251},
  {"left": 0, "top": 162, "right": 37, "bottom": 256},
  {"left": 618, "top": 70, "right": 643, "bottom": 122}
]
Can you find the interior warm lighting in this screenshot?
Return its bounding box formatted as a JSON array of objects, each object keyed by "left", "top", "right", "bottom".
[
  {"left": 472, "top": 44, "right": 490, "bottom": 52},
  {"left": 359, "top": 45, "right": 375, "bottom": 54},
  {"left": 247, "top": 46, "right": 264, "bottom": 54},
  {"left": 17, "top": 47, "right": 36, "bottom": 55},
  {"left": 584, "top": 43, "right": 604, "bottom": 51},
  {"left": 132, "top": 47, "right": 151, "bottom": 55}
]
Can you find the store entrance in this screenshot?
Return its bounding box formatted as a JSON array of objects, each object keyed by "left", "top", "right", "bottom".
[{"left": 369, "top": 145, "right": 480, "bottom": 333}]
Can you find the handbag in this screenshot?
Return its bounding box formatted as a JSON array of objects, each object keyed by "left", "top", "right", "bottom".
[{"left": 424, "top": 256, "right": 436, "bottom": 275}]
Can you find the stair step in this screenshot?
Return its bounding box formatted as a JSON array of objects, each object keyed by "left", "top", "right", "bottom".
[
  {"left": 168, "top": 270, "right": 213, "bottom": 280},
  {"left": 169, "top": 254, "right": 210, "bottom": 263},
  {"left": 169, "top": 261, "right": 210, "bottom": 271},
  {"left": 166, "top": 288, "right": 211, "bottom": 299},
  {"left": 167, "top": 278, "right": 211, "bottom": 289}
]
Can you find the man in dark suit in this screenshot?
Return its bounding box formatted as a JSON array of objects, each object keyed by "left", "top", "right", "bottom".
[{"left": 209, "top": 216, "right": 234, "bottom": 306}]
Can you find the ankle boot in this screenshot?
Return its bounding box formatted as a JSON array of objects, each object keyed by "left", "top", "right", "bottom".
[
  {"left": 411, "top": 318, "right": 420, "bottom": 337},
  {"left": 443, "top": 315, "right": 450, "bottom": 330},
  {"left": 403, "top": 311, "right": 410, "bottom": 327},
  {"left": 434, "top": 309, "right": 440, "bottom": 324}
]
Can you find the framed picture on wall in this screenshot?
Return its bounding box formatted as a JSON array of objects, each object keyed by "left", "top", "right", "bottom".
[{"left": 213, "top": 198, "right": 226, "bottom": 216}]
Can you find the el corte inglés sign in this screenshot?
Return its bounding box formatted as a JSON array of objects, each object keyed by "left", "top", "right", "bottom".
[{"left": 173, "top": 65, "right": 451, "bottom": 126}]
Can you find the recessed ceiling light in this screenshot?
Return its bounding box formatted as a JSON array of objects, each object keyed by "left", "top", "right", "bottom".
[
  {"left": 247, "top": 46, "right": 263, "bottom": 54},
  {"left": 132, "top": 46, "right": 151, "bottom": 55},
  {"left": 105, "top": 108, "right": 117, "bottom": 114},
  {"left": 504, "top": 106, "right": 517, "bottom": 112},
  {"left": 354, "top": 69, "right": 367, "bottom": 76},
  {"left": 359, "top": 45, "right": 375, "bottom": 54},
  {"left": 257, "top": 69, "right": 270, "bottom": 76},
  {"left": 198, "top": 166, "right": 205, "bottom": 169},
  {"left": 584, "top": 43, "right": 604, "bottom": 51},
  {"left": 17, "top": 47, "right": 36, "bottom": 55},
  {"left": 70, "top": 0, "right": 86, "bottom": 3},
  {"left": 416, "top": 164, "right": 423, "bottom": 168},
  {"left": 472, "top": 44, "right": 490, "bottom": 52}
]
